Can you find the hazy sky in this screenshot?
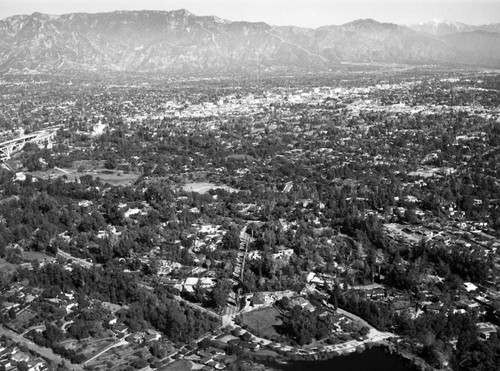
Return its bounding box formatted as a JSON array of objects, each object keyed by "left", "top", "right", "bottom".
[{"left": 1, "top": 0, "right": 499, "bottom": 26}]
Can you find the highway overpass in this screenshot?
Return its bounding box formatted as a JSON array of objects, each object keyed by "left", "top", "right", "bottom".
[{"left": 0, "top": 127, "right": 58, "bottom": 162}]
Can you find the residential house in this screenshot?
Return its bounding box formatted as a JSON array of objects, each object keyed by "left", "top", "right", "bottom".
[
  {"left": 144, "top": 328, "right": 161, "bottom": 342},
  {"left": 477, "top": 322, "right": 497, "bottom": 340},
  {"left": 425, "top": 302, "right": 444, "bottom": 314}
]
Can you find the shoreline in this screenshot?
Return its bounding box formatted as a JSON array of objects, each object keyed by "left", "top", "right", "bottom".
[{"left": 251, "top": 341, "right": 427, "bottom": 371}]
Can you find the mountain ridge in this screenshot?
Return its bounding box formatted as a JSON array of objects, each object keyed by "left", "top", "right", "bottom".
[
  {"left": 0, "top": 10, "right": 499, "bottom": 74},
  {"left": 409, "top": 19, "right": 500, "bottom": 36}
]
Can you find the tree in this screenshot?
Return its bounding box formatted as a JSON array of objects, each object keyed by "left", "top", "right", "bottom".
[
  {"left": 454, "top": 333, "right": 500, "bottom": 371},
  {"left": 288, "top": 306, "right": 316, "bottom": 345},
  {"left": 404, "top": 208, "right": 418, "bottom": 224},
  {"left": 329, "top": 285, "right": 340, "bottom": 312},
  {"left": 241, "top": 269, "right": 257, "bottom": 293},
  {"left": 44, "top": 322, "right": 64, "bottom": 343},
  {"left": 8, "top": 307, "right": 16, "bottom": 320},
  {"left": 149, "top": 341, "right": 166, "bottom": 358},
  {"left": 104, "top": 156, "right": 117, "bottom": 170},
  {"left": 131, "top": 357, "right": 148, "bottom": 369},
  {"left": 359, "top": 326, "right": 370, "bottom": 337},
  {"left": 211, "top": 278, "right": 232, "bottom": 311},
  {"left": 222, "top": 228, "right": 240, "bottom": 250}
]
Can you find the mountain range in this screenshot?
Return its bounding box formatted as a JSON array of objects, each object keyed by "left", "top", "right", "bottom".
[
  {"left": 0, "top": 10, "right": 499, "bottom": 74},
  {"left": 409, "top": 19, "right": 500, "bottom": 36}
]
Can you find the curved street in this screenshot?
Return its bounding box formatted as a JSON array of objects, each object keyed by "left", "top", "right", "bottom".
[{"left": 0, "top": 325, "right": 83, "bottom": 371}]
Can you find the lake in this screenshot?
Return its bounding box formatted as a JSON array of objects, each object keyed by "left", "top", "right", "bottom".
[{"left": 260, "top": 347, "right": 419, "bottom": 371}]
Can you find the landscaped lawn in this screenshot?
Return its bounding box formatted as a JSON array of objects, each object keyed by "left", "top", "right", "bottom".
[{"left": 240, "top": 307, "right": 283, "bottom": 340}]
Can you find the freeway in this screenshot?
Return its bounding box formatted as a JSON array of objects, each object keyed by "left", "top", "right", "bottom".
[{"left": 0, "top": 127, "right": 59, "bottom": 161}]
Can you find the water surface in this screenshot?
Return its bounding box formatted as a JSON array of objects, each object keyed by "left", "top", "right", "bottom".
[{"left": 261, "top": 347, "right": 418, "bottom": 371}]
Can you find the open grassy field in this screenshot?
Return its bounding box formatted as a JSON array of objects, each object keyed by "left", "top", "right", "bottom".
[
  {"left": 61, "top": 336, "right": 116, "bottom": 361},
  {"left": 182, "top": 182, "right": 237, "bottom": 194},
  {"left": 240, "top": 306, "right": 283, "bottom": 340},
  {"left": 22, "top": 251, "right": 56, "bottom": 262},
  {"left": 160, "top": 359, "right": 194, "bottom": 371},
  {"left": 0, "top": 259, "right": 18, "bottom": 275},
  {"left": 101, "top": 301, "right": 128, "bottom": 314}
]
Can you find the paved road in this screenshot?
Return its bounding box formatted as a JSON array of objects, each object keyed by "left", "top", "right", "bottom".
[
  {"left": 233, "top": 230, "right": 250, "bottom": 280},
  {"left": 0, "top": 325, "right": 83, "bottom": 370},
  {"left": 173, "top": 295, "right": 222, "bottom": 321},
  {"left": 223, "top": 225, "right": 254, "bottom": 326},
  {"left": 57, "top": 250, "right": 94, "bottom": 269},
  {"left": 0, "top": 128, "right": 58, "bottom": 161}
]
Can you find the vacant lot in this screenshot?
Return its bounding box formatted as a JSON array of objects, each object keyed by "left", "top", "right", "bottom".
[{"left": 240, "top": 307, "right": 283, "bottom": 340}]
